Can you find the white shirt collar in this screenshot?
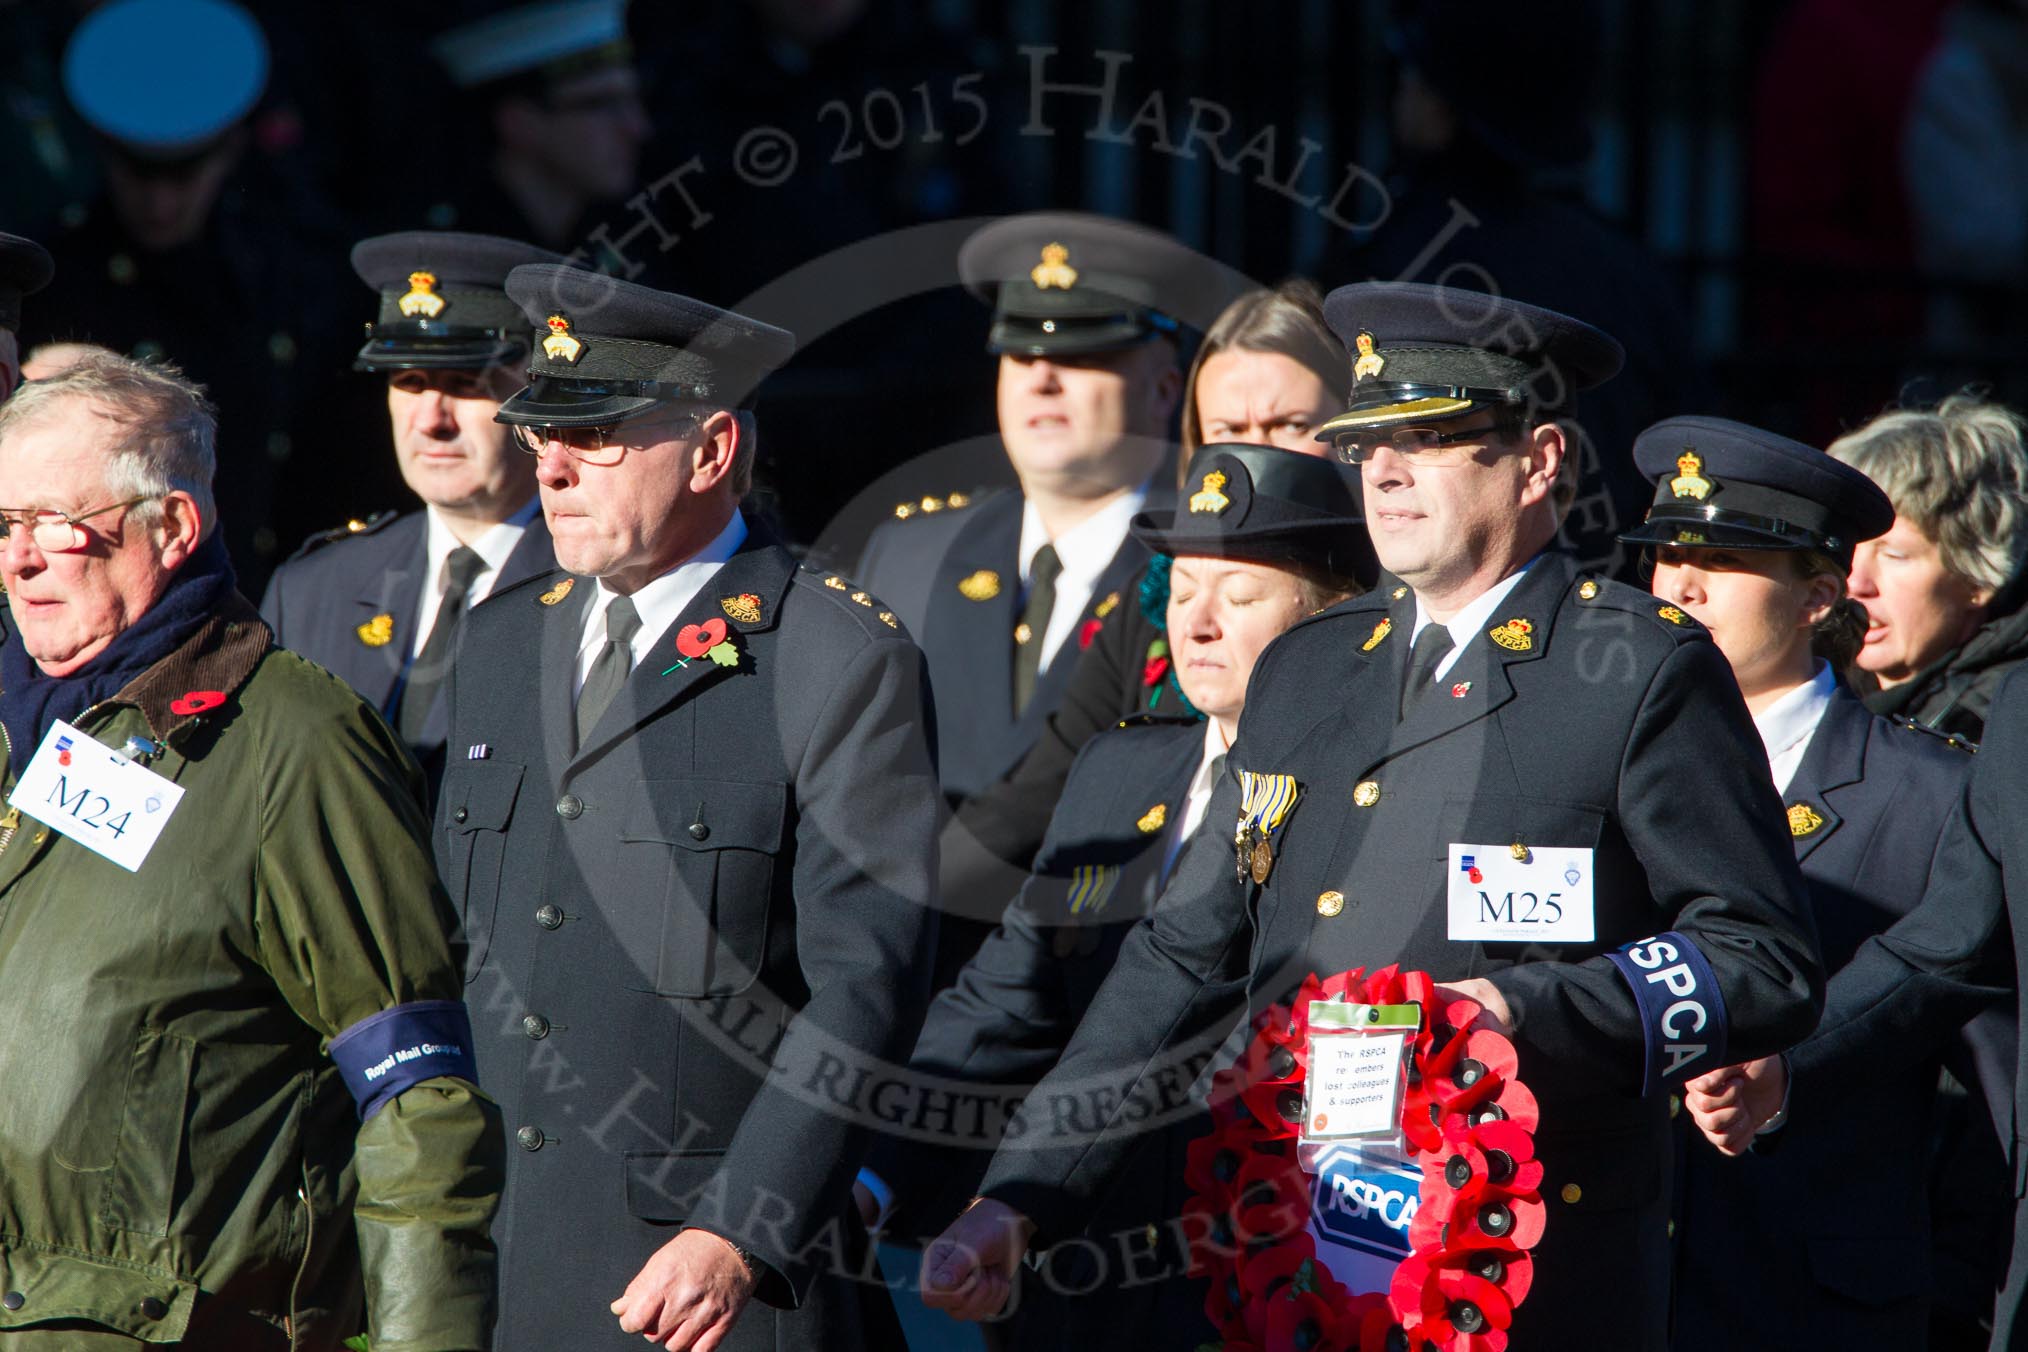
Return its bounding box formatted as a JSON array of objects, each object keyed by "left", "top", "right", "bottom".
[
  {"left": 1165, "top": 718, "right": 1233, "bottom": 879},
  {"left": 413, "top": 499, "right": 540, "bottom": 655},
  {"left": 1016, "top": 484, "right": 1149, "bottom": 668},
  {"left": 1752, "top": 660, "right": 1838, "bottom": 794},
  {"left": 573, "top": 511, "right": 749, "bottom": 692},
  {"left": 1407, "top": 556, "right": 1539, "bottom": 682}
]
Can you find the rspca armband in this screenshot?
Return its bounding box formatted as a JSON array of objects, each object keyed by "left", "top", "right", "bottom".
[
  {"left": 1605, "top": 933, "right": 1729, "bottom": 1097},
  {"left": 329, "top": 999, "right": 480, "bottom": 1121}
]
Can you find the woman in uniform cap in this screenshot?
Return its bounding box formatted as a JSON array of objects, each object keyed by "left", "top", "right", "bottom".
[
  {"left": 862, "top": 443, "right": 1368, "bottom": 1349},
  {"left": 1615, "top": 416, "right": 1978, "bottom": 1352},
  {"left": 1830, "top": 394, "right": 2028, "bottom": 741}
]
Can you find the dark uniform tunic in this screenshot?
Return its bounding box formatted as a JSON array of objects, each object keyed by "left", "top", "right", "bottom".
[
  {"left": 436, "top": 522, "right": 940, "bottom": 1352},
  {"left": 873, "top": 716, "right": 1230, "bottom": 1348},
  {"left": 1672, "top": 686, "right": 1972, "bottom": 1350},
  {"left": 978, "top": 554, "right": 1825, "bottom": 1352}
]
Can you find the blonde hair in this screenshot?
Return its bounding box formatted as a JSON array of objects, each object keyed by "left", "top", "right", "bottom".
[
  {"left": 0, "top": 351, "right": 218, "bottom": 541},
  {"left": 1829, "top": 394, "right": 2028, "bottom": 596}
]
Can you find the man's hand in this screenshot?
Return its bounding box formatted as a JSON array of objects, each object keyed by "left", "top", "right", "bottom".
[
  {"left": 1684, "top": 1055, "right": 1788, "bottom": 1156},
  {"left": 919, "top": 1197, "right": 1035, "bottom": 1322},
  {"left": 852, "top": 1178, "right": 880, "bottom": 1229},
  {"left": 611, "top": 1228, "right": 758, "bottom": 1351},
  {"left": 1437, "top": 977, "right": 1513, "bottom": 1034}
]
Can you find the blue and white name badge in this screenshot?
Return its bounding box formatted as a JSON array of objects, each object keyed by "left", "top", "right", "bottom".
[
  {"left": 9, "top": 720, "right": 184, "bottom": 872},
  {"left": 1446, "top": 842, "right": 1595, "bottom": 943}
]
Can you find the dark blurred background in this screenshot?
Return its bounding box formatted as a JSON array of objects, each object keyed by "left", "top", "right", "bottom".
[{"left": 6, "top": 0, "right": 2025, "bottom": 590}]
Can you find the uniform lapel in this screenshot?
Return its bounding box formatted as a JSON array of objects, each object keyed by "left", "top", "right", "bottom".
[
  {"left": 1018, "top": 532, "right": 1151, "bottom": 744},
  {"left": 1322, "top": 585, "right": 1415, "bottom": 779},
  {"left": 350, "top": 517, "right": 429, "bottom": 713},
  {"left": 536, "top": 573, "right": 592, "bottom": 777},
  {"left": 922, "top": 492, "right": 1021, "bottom": 722},
  {"left": 1784, "top": 685, "right": 1863, "bottom": 864},
  {"left": 1377, "top": 556, "right": 1570, "bottom": 768},
  {"left": 492, "top": 512, "right": 558, "bottom": 596},
  {"left": 570, "top": 539, "right": 796, "bottom": 770}
]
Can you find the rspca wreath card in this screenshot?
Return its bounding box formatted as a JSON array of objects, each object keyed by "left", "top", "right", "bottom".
[{"left": 10, "top": 720, "right": 184, "bottom": 872}]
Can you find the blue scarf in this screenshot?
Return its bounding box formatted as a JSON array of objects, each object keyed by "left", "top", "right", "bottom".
[{"left": 1, "top": 532, "right": 238, "bottom": 772}]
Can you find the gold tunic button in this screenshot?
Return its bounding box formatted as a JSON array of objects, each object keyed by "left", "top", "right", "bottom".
[
  {"left": 1316, "top": 890, "right": 1345, "bottom": 917},
  {"left": 1560, "top": 1183, "right": 1582, "bottom": 1205},
  {"left": 1579, "top": 579, "right": 1599, "bottom": 600},
  {"left": 1353, "top": 781, "right": 1380, "bottom": 808}
]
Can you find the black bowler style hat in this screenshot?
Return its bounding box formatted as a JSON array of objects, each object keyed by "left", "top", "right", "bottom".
[
  {"left": 496, "top": 265, "right": 795, "bottom": 428},
  {"left": 1132, "top": 444, "right": 1377, "bottom": 586},
  {"left": 1316, "top": 282, "right": 1624, "bottom": 437},
  {"left": 352, "top": 232, "right": 570, "bottom": 371},
  {"left": 0, "top": 233, "right": 54, "bottom": 332},
  {"left": 958, "top": 211, "right": 1235, "bottom": 358},
  {"left": 1617, "top": 416, "right": 1893, "bottom": 568}
]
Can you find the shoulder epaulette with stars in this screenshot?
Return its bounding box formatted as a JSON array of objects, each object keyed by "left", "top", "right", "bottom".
[
  {"left": 1568, "top": 573, "right": 1710, "bottom": 641},
  {"left": 892, "top": 489, "right": 981, "bottom": 521},
  {"left": 284, "top": 509, "right": 399, "bottom": 562},
  {"left": 795, "top": 565, "right": 904, "bottom": 632}
]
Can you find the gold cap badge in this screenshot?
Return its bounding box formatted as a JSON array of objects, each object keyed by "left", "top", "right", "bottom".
[
  {"left": 1136, "top": 803, "right": 1168, "bottom": 834},
  {"left": 1189, "top": 470, "right": 1231, "bottom": 515},
  {"left": 1352, "top": 331, "right": 1386, "bottom": 380},
  {"left": 722, "top": 593, "right": 762, "bottom": 624},
  {"left": 1031, "top": 242, "right": 1078, "bottom": 290},
  {"left": 1362, "top": 617, "right": 1393, "bottom": 652},
  {"left": 957, "top": 569, "right": 1001, "bottom": 602},
  {"left": 1787, "top": 802, "right": 1824, "bottom": 837},
  {"left": 542, "top": 313, "right": 584, "bottom": 364},
  {"left": 1488, "top": 617, "right": 1535, "bottom": 651},
  {"left": 1670, "top": 449, "right": 1714, "bottom": 501},
  {"left": 398, "top": 271, "right": 445, "bottom": 319},
  {"left": 356, "top": 613, "right": 394, "bottom": 647},
  {"left": 538, "top": 577, "right": 575, "bottom": 606}
]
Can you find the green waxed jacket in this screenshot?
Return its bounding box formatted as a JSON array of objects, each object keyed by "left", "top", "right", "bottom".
[{"left": 0, "top": 597, "right": 502, "bottom": 1350}]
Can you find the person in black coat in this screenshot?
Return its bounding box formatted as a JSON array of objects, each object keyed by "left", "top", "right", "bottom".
[
  {"left": 261, "top": 232, "right": 565, "bottom": 792},
  {"left": 938, "top": 279, "right": 1355, "bottom": 912},
  {"left": 857, "top": 445, "right": 1370, "bottom": 1348},
  {"left": 435, "top": 265, "right": 941, "bottom": 1351},
  {"left": 1606, "top": 417, "right": 1976, "bottom": 1349},
  {"left": 919, "top": 285, "right": 1826, "bottom": 1352}
]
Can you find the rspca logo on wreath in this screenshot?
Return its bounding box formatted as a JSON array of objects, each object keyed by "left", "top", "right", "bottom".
[{"left": 1308, "top": 1144, "right": 1420, "bottom": 1295}]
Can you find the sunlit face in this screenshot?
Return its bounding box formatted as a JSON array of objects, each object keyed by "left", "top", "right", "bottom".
[
  {"left": 0, "top": 405, "right": 182, "bottom": 675},
  {"left": 530, "top": 407, "right": 720, "bottom": 589},
  {"left": 1193, "top": 349, "right": 1336, "bottom": 454},
  {"left": 1166, "top": 555, "right": 1312, "bottom": 723},
  {"left": 996, "top": 342, "right": 1178, "bottom": 493},
  {"left": 1358, "top": 416, "right": 1550, "bottom": 598},
  {"left": 1651, "top": 544, "right": 1832, "bottom": 696},
  {"left": 387, "top": 366, "right": 534, "bottom": 518},
  {"left": 1847, "top": 515, "right": 1992, "bottom": 685}
]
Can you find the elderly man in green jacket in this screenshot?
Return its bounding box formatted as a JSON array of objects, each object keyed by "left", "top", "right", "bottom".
[{"left": 0, "top": 351, "right": 501, "bottom": 1350}]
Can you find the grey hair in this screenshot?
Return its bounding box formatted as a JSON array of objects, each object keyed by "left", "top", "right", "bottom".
[
  {"left": 1829, "top": 394, "right": 2028, "bottom": 596},
  {"left": 0, "top": 351, "right": 219, "bottom": 542}
]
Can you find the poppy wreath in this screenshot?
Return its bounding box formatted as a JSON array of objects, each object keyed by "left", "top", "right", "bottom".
[{"left": 1182, "top": 964, "right": 1543, "bottom": 1352}]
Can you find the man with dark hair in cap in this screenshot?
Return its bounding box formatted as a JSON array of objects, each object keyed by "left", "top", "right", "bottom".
[
  {"left": 1611, "top": 419, "right": 1977, "bottom": 1350},
  {"left": 0, "top": 233, "right": 54, "bottom": 402},
  {"left": 260, "top": 232, "right": 564, "bottom": 790},
  {"left": 920, "top": 283, "right": 1824, "bottom": 1351},
  {"left": 858, "top": 211, "right": 1219, "bottom": 984},
  {"left": 429, "top": 0, "right": 650, "bottom": 252},
  {"left": 436, "top": 264, "right": 939, "bottom": 1351}
]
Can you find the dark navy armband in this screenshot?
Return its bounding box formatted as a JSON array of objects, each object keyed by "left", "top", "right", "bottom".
[
  {"left": 1605, "top": 932, "right": 1729, "bottom": 1097},
  {"left": 329, "top": 999, "right": 479, "bottom": 1121}
]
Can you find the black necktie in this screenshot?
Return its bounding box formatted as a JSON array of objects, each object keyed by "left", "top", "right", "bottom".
[
  {"left": 575, "top": 594, "right": 643, "bottom": 747},
  {"left": 396, "top": 545, "right": 484, "bottom": 744},
  {"left": 1012, "top": 543, "right": 1062, "bottom": 715},
  {"left": 1399, "top": 622, "right": 1455, "bottom": 720}
]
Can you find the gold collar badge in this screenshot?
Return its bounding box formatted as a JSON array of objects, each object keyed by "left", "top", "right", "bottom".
[
  {"left": 398, "top": 271, "right": 445, "bottom": 319},
  {"left": 538, "top": 577, "right": 575, "bottom": 606},
  {"left": 722, "top": 593, "right": 762, "bottom": 624},
  {"left": 957, "top": 569, "right": 1001, "bottom": 602},
  {"left": 1362, "top": 616, "right": 1393, "bottom": 651},
  {"left": 1488, "top": 617, "right": 1534, "bottom": 651},
  {"left": 1189, "top": 470, "right": 1231, "bottom": 515},
  {"left": 356, "top": 613, "right": 394, "bottom": 646},
  {"left": 1137, "top": 803, "right": 1168, "bottom": 834},
  {"left": 1787, "top": 802, "right": 1824, "bottom": 837},
  {"left": 542, "top": 313, "right": 584, "bottom": 364},
  {"left": 1657, "top": 606, "right": 1687, "bottom": 625},
  {"left": 1670, "top": 449, "right": 1714, "bottom": 501},
  {"left": 1031, "top": 242, "right": 1078, "bottom": 290},
  {"left": 1352, "top": 331, "right": 1386, "bottom": 380}
]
